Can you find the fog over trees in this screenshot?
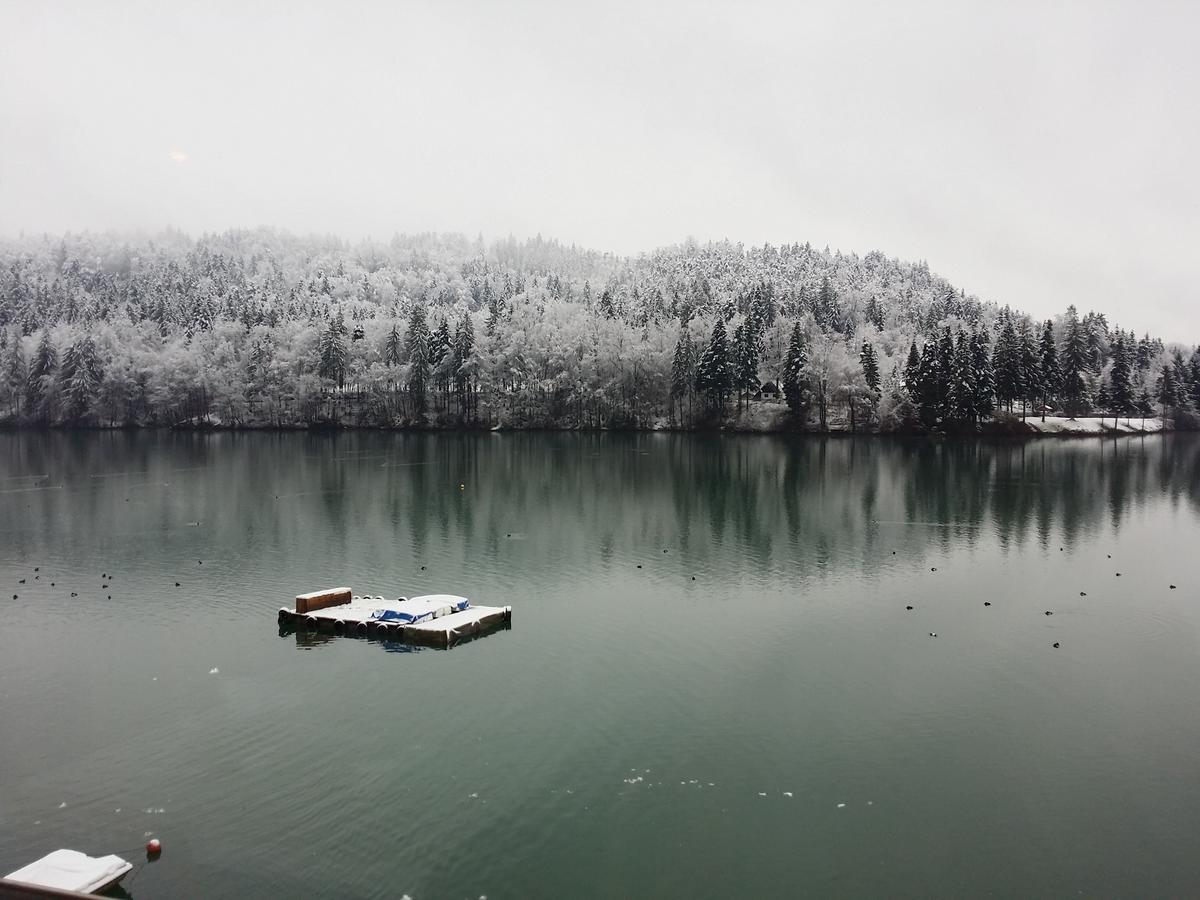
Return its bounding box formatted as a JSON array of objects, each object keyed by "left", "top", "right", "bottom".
[{"left": 1, "top": 229, "right": 1197, "bottom": 430}]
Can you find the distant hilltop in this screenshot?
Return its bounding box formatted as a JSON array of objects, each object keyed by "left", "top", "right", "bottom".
[{"left": 0, "top": 229, "right": 1197, "bottom": 433}]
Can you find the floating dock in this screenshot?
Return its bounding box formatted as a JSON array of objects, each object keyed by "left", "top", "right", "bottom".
[{"left": 277, "top": 588, "right": 511, "bottom": 648}]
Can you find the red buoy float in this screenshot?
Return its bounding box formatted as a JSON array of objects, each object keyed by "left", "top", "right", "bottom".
[{"left": 146, "top": 838, "right": 162, "bottom": 855}]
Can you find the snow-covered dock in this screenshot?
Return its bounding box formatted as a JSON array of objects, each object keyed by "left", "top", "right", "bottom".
[{"left": 277, "top": 588, "right": 511, "bottom": 647}]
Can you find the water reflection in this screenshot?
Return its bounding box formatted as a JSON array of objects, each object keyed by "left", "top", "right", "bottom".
[
  {"left": 0, "top": 432, "right": 1197, "bottom": 588},
  {"left": 279, "top": 621, "right": 511, "bottom": 653}
]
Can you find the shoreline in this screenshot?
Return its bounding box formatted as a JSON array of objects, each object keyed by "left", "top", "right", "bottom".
[{"left": 0, "top": 417, "right": 1184, "bottom": 439}]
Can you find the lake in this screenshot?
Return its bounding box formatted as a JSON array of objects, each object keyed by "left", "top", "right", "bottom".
[{"left": 1, "top": 431, "right": 1198, "bottom": 898}]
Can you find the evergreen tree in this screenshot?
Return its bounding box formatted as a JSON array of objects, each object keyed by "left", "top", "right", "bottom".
[
  {"left": 453, "top": 312, "right": 476, "bottom": 417},
  {"left": 914, "top": 340, "right": 942, "bottom": 425},
  {"left": 2, "top": 332, "right": 25, "bottom": 417},
  {"left": 383, "top": 323, "right": 402, "bottom": 367},
  {"left": 1017, "top": 321, "right": 1041, "bottom": 419},
  {"left": 1060, "top": 305, "right": 1089, "bottom": 415},
  {"left": 429, "top": 319, "right": 451, "bottom": 368},
  {"left": 26, "top": 330, "right": 58, "bottom": 417},
  {"left": 946, "top": 331, "right": 974, "bottom": 425},
  {"left": 317, "top": 313, "right": 348, "bottom": 388},
  {"left": 429, "top": 317, "right": 451, "bottom": 410},
  {"left": 1108, "top": 332, "right": 1133, "bottom": 420},
  {"left": 1136, "top": 387, "right": 1154, "bottom": 426},
  {"left": 695, "top": 319, "right": 732, "bottom": 412},
  {"left": 1038, "top": 320, "right": 1060, "bottom": 420},
  {"left": 405, "top": 304, "right": 430, "bottom": 416},
  {"left": 670, "top": 327, "right": 694, "bottom": 423},
  {"left": 61, "top": 336, "right": 101, "bottom": 420},
  {"left": 732, "top": 321, "right": 759, "bottom": 407},
  {"left": 903, "top": 342, "right": 920, "bottom": 401},
  {"left": 860, "top": 341, "right": 880, "bottom": 393},
  {"left": 970, "top": 329, "right": 994, "bottom": 422},
  {"left": 1189, "top": 348, "right": 1200, "bottom": 409},
  {"left": 1157, "top": 365, "right": 1180, "bottom": 416},
  {"left": 993, "top": 316, "right": 1022, "bottom": 413},
  {"left": 781, "top": 323, "right": 808, "bottom": 418}
]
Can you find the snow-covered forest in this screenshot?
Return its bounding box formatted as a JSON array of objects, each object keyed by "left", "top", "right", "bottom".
[{"left": 1, "top": 229, "right": 1197, "bottom": 431}]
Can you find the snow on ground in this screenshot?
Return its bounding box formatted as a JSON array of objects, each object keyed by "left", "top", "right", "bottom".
[{"left": 1023, "top": 416, "right": 1164, "bottom": 434}]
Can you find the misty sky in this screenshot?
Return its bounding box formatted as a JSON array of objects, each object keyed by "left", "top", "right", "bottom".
[{"left": 1, "top": 1, "right": 1197, "bottom": 341}]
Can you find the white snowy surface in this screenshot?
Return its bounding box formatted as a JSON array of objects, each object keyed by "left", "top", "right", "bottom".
[
  {"left": 5, "top": 849, "right": 131, "bottom": 893},
  {"left": 1023, "top": 416, "right": 1164, "bottom": 434},
  {"left": 302, "top": 594, "right": 469, "bottom": 622},
  {"left": 405, "top": 605, "right": 511, "bottom": 634}
]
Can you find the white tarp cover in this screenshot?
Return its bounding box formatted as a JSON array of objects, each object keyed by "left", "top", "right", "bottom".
[
  {"left": 5, "top": 848, "right": 131, "bottom": 893},
  {"left": 370, "top": 595, "right": 470, "bottom": 623}
]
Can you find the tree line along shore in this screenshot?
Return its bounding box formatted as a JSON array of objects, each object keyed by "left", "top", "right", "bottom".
[{"left": 1, "top": 229, "right": 1197, "bottom": 434}]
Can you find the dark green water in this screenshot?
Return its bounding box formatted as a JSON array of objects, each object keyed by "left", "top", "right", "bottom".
[{"left": 1, "top": 432, "right": 1199, "bottom": 899}]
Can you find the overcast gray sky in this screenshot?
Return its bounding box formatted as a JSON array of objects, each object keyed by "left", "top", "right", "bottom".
[{"left": 1, "top": 0, "right": 1197, "bottom": 341}]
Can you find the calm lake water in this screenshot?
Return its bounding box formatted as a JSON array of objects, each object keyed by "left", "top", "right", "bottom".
[{"left": 1, "top": 431, "right": 1198, "bottom": 899}]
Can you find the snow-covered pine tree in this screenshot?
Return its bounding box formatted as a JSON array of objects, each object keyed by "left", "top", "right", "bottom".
[
  {"left": 670, "top": 327, "right": 694, "bottom": 424},
  {"left": 1189, "top": 348, "right": 1200, "bottom": 409},
  {"left": 946, "top": 331, "right": 974, "bottom": 425},
  {"left": 903, "top": 342, "right": 920, "bottom": 402},
  {"left": 62, "top": 336, "right": 101, "bottom": 421},
  {"left": 406, "top": 304, "right": 430, "bottom": 417},
  {"left": 453, "top": 312, "right": 475, "bottom": 418},
  {"left": 1017, "top": 321, "right": 1041, "bottom": 419},
  {"left": 1108, "top": 332, "right": 1133, "bottom": 421},
  {"left": 782, "top": 323, "right": 808, "bottom": 418},
  {"left": 1038, "top": 320, "right": 1060, "bottom": 420},
  {"left": 993, "top": 315, "right": 1021, "bottom": 413},
  {"left": 732, "top": 321, "right": 759, "bottom": 408},
  {"left": 695, "top": 319, "right": 732, "bottom": 413},
  {"left": 1156, "top": 365, "right": 1180, "bottom": 417},
  {"left": 1060, "top": 305, "right": 1089, "bottom": 416},
  {"left": 970, "top": 329, "right": 994, "bottom": 423},
  {"left": 2, "top": 330, "right": 26, "bottom": 417},
  {"left": 318, "top": 314, "right": 348, "bottom": 388},
  {"left": 26, "top": 330, "right": 58, "bottom": 418},
  {"left": 860, "top": 341, "right": 880, "bottom": 393}
]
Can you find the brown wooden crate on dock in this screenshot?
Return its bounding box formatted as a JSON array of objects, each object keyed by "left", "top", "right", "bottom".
[{"left": 295, "top": 587, "right": 351, "bottom": 615}]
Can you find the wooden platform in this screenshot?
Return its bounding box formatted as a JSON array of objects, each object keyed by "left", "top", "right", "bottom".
[{"left": 277, "top": 589, "right": 511, "bottom": 648}]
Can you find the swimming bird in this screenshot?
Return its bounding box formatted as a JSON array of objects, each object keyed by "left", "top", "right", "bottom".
[
  {"left": 636, "top": 565, "right": 642, "bottom": 569},
  {"left": 929, "top": 632, "right": 937, "bottom": 637},
  {"left": 71, "top": 592, "right": 77, "bottom": 597},
  {"left": 34, "top": 567, "right": 38, "bottom": 572},
  {"left": 1080, "top": 592, "right": 1087, "bottom": 596},
  {"left": 1045, "top": 611, "right": 1053, "bottom": 616},
  {"left": 175, "top": 582, "right": 181, "bottom": 587},
  {"left": 1170, "top": 584, "right": 1177, "bottom": 590},
  {"left": 1052, "top": 642, "right": 1060, "bottom": 648},
  {"left": 18, "top": 579, "right": 24, "bottom": 584},
  {"left": 1115, "top": 573, "right": 1121, "bottom": 577},
  {"left": 931, "top": 567, "right": 937, "bottom": 572},
  {"left": 905, "top": 605, "right": 913, "bottom": 610},
  {"left": 984, "top": 601, "right": 991, "bottom": 606}
]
